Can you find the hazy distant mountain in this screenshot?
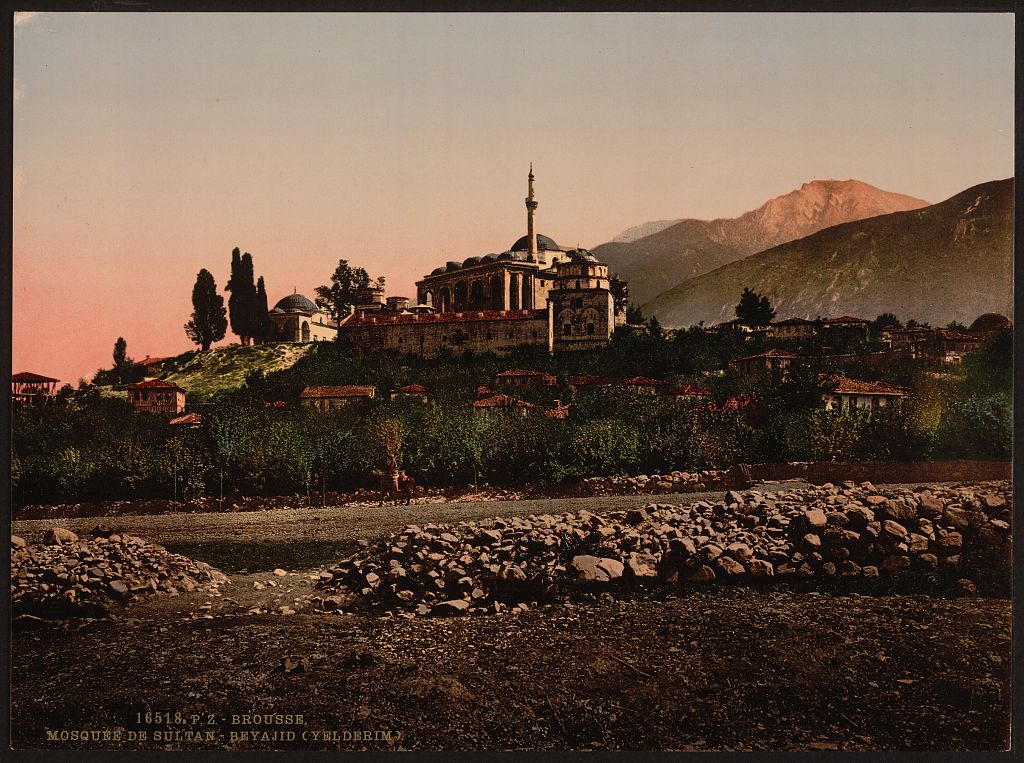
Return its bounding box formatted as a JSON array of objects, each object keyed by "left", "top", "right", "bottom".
[
  {"left": 642, "top": 178, "right": 1013, "bottom": 328},
  {"left": 594, "top": 180, "right": 930, "bottom": 305}
]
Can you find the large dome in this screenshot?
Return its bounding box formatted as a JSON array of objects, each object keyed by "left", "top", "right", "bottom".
[
  {"left": 969, "top": 312, "right": 1012, "bottom": 332},
  {"left": 273, "top": 293, "right": 318, "bottom": 313},
  {"left": 510, "top": 234, "right": 560, "bottom": 252}
]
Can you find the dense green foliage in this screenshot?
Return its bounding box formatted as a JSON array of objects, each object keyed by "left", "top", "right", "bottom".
[
  {"left": 315, "top": 259, "right": 384, "bottom": 328},
  {"left": 184, "top": 268, "right": 228, "bottom": 351},
  {"left": 13, "top": 326, "right": 1011, "bottom": 505},
  {"left": 735, "top": 287, "right": 775, "bottom": 327}
]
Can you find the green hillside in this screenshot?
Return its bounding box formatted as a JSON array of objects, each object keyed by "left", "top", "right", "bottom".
[{"left": 160, "top": 342, "right": 312, "bottom": 398}]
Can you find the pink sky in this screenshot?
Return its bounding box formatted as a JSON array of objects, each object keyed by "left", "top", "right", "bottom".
[{"left": 13, "top": 13, "right": 1014, "bottom": 385}]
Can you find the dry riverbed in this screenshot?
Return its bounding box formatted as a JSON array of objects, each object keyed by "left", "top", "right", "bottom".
[{"left": 9, "top": 484, "right": 1012, "bottom": 751}]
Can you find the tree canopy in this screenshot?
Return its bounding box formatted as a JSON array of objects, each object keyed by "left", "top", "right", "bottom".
[
  {"left": 735, "top": 287, "right": 776, "bottom": 327},
  {"left": 315, "top": 260, "right": 384, "bottom": 327},
  {"left": 185, "top": 269, "right": 228, "bottom": 352}
]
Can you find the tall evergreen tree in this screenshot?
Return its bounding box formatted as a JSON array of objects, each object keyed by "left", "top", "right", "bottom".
[
  {"left": 113, "top": 337, "right": 127, "bottom": 384},
  {"left": 238, "top": 252, "right": 258, "bottom": 344},
  {"left": 184, "top": 269, "right": 228, "bottom": 351},
  {"left": 226, "top": 248, "right": 244, "bottom": 342},
  {"left": 255, "top": 276, "right": 271, "bottom": 343}
]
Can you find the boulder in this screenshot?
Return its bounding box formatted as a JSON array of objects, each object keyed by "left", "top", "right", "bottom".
[{"left": 42, "top": 528, "right": 79, "bottom": 546}]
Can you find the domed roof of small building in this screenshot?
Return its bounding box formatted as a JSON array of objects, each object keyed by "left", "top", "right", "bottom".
[
  {"left": 510, "top": 234, "right": 560, "bottom": 252},
  {"left": 430, "top": 266, "right": 446, "bottom": 276},
  {"left": 445, "top": 261, "right": 462, "bottom": 272},
  {"left": 462, "top": 256, "right": 481, "bottom": 267},
  {"left": 969, "top": 312, "right": 1012, "bottom": 332},
  {"left": 273, "top": 293, "right": 318, "bottom": 313},
  {"left": 569, "top": 248, "right": 598, "bottom": 262}
]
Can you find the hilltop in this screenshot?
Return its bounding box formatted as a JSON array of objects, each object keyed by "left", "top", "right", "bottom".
[
  {"left": 642, "top": 178, "right": 1013, "bottom": 328},
  {"left": 594, "top": 180, "right": 929, "bottom": 305},
  {"left": 158, "top": 342, "right": 312, "bottom": 398}
]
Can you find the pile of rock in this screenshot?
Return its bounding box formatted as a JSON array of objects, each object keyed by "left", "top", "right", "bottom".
[
  {"left": 10, "top": 527, "right": 229, "bottom": 619},
  {"left": 579, "top": 470, "right": 728, "bottom": 497},
  {"left": 315, "top": 480, "right": 1011, "bottom": 617}
]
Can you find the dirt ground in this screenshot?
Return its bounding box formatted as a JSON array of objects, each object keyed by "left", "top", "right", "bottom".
[{"left": 9, "top": 485, "right": 1013, "bottom": 752}]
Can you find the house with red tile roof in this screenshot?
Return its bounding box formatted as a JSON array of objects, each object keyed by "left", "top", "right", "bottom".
[
  {"left": 467, "top": 394, "right": 535, "bottom": 416},
  {"left": 298, "top": 385, "right": 376, "bottom": 411},
  {"left": 128, "top": 379, "right": 186, "bottom": 414},
  {"left": 820, "top": 375, "right": 908, "bottom": 412}
]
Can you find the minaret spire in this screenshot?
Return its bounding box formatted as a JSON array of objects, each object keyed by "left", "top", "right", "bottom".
[{"left": 525, "top": 164, "right": 538, "bottom": 261}]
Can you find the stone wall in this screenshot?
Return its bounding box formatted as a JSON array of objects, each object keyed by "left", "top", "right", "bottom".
[{"left": 341, "top": 309, "right": 552, "bottom": 357}]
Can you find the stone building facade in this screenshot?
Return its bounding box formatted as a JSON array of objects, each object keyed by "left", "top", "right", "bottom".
[{"left": 267, "top": 293, "right": 338, "bottom": 343}]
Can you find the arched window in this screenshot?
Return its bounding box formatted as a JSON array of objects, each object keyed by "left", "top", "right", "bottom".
[
  {"left": 439, "top": 287, "right": 451, "bottom": 313},
  {"left": 301, "top": 321, "right": 311, "bottom": 342},
  {"left": 509, "top": 274, "right": 520, "bottom": 310},
  {"left": 521, "top": 276, "right": 531, "bottom": 309},
  {"left": 453, "top": 281, "right": 468, "bottom": 312},
  {"left": 490, "top": 276, "right": 502, "bottom": 308},
  {"left": 470, "top": 280, "right": 485, "bottom": 309}
]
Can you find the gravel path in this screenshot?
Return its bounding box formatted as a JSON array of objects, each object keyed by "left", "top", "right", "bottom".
[{"left": 12, "top": 485, "right": 818, "bottom": 546}]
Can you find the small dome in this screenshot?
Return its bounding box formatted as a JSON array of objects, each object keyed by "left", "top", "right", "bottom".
[
  {"left": 480, "top": 254, "right": 496, "bottom": 263},
  {"left": 970, "top": 312, "right": 1012, "bottom": 332},
  {"left": 569, "top": 248, "right": 598, "bottom": 262},
  {"left": 273, "top": 293, "right": 318, "bottom": 313},
  {"left": 429, "top": 267, "right": 445, "bottom": 276},
  {"left": 445, "top": 261, "right": 462, "bottom": 272},
  {"left": 497, "top": 252, "right": 514, "bottom": 261},
  {"left": 510, "top": 234, "right": 560, "bottom": 252},
  {"left": 462, "top": 256, "right": 481, "bottom": 267}
]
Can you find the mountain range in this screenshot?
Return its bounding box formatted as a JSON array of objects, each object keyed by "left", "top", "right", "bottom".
[
  {"left": 641, "top": 178, "right": 1013, "bottom": 328},
  {"left": 593, "top": 179, "right": 930, "bottom": 306}
]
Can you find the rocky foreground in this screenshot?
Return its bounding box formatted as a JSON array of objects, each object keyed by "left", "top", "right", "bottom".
[
  {"left": 11, "top": 527, "right": 228, "bottom": 619},
  {"left": 315, "top": 481, "right": 1011, "bottom": 617}
]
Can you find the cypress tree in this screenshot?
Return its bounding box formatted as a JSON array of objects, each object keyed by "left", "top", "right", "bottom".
[
  {"left": 255, "top": 276, "right": 271, "bottom": 343},
  {"left": 113, "top": 337, "right": 127, "bottom": 384},
  {"left": 239, "top": 252, "right": 258, "bottom": 344},
  {"left": 225, "top": 247, "right": 244, "bottom": 343},
  {"left": 185, "top": 269, "right": 228, "bottom": 351}
]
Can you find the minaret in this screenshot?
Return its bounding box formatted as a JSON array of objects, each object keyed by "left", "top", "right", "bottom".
[{"left": 525, "top": 164, "right": 538, "bottom": 261}]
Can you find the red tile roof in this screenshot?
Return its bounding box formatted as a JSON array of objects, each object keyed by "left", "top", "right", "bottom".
[
  {"left": 929, "top": 329, "right": 979, "bottom": 341},
  {"left": 824, "top": 315, "right": 870, "bottom": 325},
  {"left": 772, "top": 317, "right": 814, "bottom": 326},
  {"left": 468, "top": 394, "right": 535, "bottom": 409},
  {"left": 668, "top": 384, "right": 712, "bottom": 397},
  {"left": 168, "top": 412, "right": 202, "bottom": 426},
  {"left": 622, "top": 375, "right": 668, "bottom": 386},
  {"left": 820, "top": 375, "right": 909, "bottom": 396},
  {"left": 299, "top": 385, "right": 376, "bottom": 398},
  {"left": 567, "top": 375, "right": 616, "bottom": 387},
  {"left": 496, "top": 369, "right": 556, "bottom": 380},
  {"left": 129, "top": 379, "right": 185, "bottom": 391},
  {"left": 12, "top": 371, "right": 59, "bottom": 383},
  {"left": 139, "top": 356, "right": 172, "bottom": 367},
  {"left": 344, "top": 309, "right": 545, "bottom": 327},
  {"left": 393, "top": 384, "right": 428, "bottom": 394}
]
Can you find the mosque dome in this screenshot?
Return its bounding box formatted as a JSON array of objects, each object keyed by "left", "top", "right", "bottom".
[
  {"left": 969, "top": 313, "right": 1012, "bottom": 332},
  {"left": 510, "top": 234, "right": 560, "bottom": 252},
  {"left": 273, "top": 293, "right": 318, "bottom": 313}
]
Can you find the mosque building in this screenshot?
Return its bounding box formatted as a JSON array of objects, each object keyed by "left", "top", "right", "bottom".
[{"left": 268, "top": 169, "right": 621, "bottom": 356}]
